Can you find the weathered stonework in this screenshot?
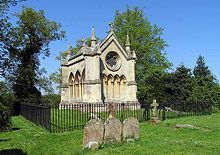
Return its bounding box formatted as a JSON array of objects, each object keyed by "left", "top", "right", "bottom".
[
  {"left": 83, "top": 116, "right": 140, "bottom": 149},
  {"left": 83, "top": 119, "right": 104, "bottom": 149},
  {"left": 122, "top": 117, "right": 139, "bottom": 141},
  {"left": 104, "top": 118, "right": 122, "bottom": 143},
  {"left": 60, "top": 25, "right": 138, "bottom": 105}
]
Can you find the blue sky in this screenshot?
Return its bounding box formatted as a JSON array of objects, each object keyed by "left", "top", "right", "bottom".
[{"left": 11, "top": 0, "right": 220, "bottom": 84}]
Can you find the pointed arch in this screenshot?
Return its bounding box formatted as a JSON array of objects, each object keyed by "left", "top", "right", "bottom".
[
  {"left": 114, "top": 75, "right": 120, "bottom": 99},
  {"left": 69, "top": 72, "right": 74, "bottom": 98},
  {"left": 102, "top": 74, "right": 108, "bottom": 100},
  {"left": 74, "top": 71, "right": 81, "bottom": 98},
  {"left": 107, "top": 74, "right": 114, "bottom": 99},
  {"left": 81, "top": 69, "right": 85, "bottom": 98},
  {"left": 120, "top": 75, "right": 127, "bottom": 99}
]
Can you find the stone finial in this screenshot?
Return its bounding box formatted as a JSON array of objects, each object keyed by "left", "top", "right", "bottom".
[
  {"left": 91, "top": 26, "right": 96, "bottom": 47},
  {"left": 125, "top": 33, "right": 131, "bottom": 53},
  {"left": 66, "top": 45, "right": 72, "bottom": 60},
  {"left": 132, "top": 50, "right": 137, "bottom": 59},
  {"left": 109, "top": 22, "right": 114, "bottom": 32},
  {"left": 82, "top": 38, "right": 86, "bottom": 47}
]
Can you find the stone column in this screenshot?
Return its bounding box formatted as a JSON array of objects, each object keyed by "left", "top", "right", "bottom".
[
  {"left": 60, "top": 63, "right": 69, "bottom": 103},
  {"left": 126, "top": 59, "right": 137, "bottom": 102},
  {"left": 84, "top": 55, "right": 102, "bottom": 103}
]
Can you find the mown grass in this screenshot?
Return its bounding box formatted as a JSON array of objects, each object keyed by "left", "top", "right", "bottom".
[
  {"left": 1, "top": 113, "right": 220, "bottom": 155},
  {"left": 50, "top": 108, "right": 147, "bottom": 132}
]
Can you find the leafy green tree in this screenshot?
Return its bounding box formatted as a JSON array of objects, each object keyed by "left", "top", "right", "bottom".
[
  {"left": 0, "top": 0, "right": 26, "bottom": 77},
  {"left": 0, "top": 81, "right": 15, "bottom": 109},
  {"left": 0, "top": 103, "right": 11, "bottom": 131},
  {"left": 113, "top": 6, "right": 172, "bottom": 101},
  {"left": 49, "top": 68, "right": 61, "bottom": 93},
  {"left": 144, "top": 71, "right": 167, "bottom": 103},
  {"left": 7, "top": 7, "right": 65, "bottom": 103},
  {"left": 41, "top": 94, "right": 61, "bottom": 106}
]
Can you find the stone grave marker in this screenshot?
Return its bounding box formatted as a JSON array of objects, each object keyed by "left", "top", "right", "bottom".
[
  {"left": 83, "top": 119, "right": 104, "bottom": 150},
  {"left": 122, "top": 117, "right": 139, "bottom": 142},
  {"left": 104, "top": 118, "right": 122, "bottom": 143},
  {"left": 107, "top": 102, "right": 116, "bottom": 119},
  {"left": 150, "top": 99, "right": 161, "bottom": 124}
]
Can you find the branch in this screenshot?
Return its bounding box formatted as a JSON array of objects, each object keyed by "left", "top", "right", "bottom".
[{"left": 0, "top": 0, "right": 26, "bottom": 4}]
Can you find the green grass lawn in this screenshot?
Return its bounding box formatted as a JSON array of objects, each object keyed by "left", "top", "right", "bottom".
[
  {"left": 50, "top": 108, "right": 147, "bottom": 132},
  {"left": 1, "top": 113, "right": 220, "bottom": 155}
]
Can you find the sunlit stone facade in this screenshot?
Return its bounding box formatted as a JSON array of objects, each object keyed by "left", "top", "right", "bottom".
[{"left": 60, "top": 25, "right": 137, "bottom": 104}]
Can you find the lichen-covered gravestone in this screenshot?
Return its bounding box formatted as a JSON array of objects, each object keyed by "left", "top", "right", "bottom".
[
  {"left": 104, "top": 118, "right": 122, "bottom": 143},
  {"left": 122, "top": 117, "right": 139, "bottom": 142},
  {"left": 83, "top": 119, "right": 104, "bottom": 150}
]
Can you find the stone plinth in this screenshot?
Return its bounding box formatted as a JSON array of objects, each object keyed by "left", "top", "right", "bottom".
[{"left": 150, "top": 117, "right": 161, "bottom": 124}]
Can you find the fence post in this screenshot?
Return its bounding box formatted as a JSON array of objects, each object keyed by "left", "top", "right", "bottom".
[{"left": 162, "top": 105, "right": 166, "bottom": 120}]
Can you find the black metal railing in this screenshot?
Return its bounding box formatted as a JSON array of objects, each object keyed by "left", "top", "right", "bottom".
[
  {"left": 158, "top": 101, "right": 212, "bottom": 120},
  {"left": 20, "top": 103, "right": 51, "bottom": 131},
  {"left": 19, "top": 102, "right": 150, "bottom": 132},
  {"left": 50, "top": 102, "right": 150, "bottom": 132},
  {"left": 18, "top": 101, "right": 212, "bottom": 132}
]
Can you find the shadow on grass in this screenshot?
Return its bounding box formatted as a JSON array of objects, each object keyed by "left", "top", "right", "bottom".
[
  {"left": 0, "top": 127, "right": 20, "bottom": 133},
  {"left": 11, "top": 127, "right": 20, "bottom": 131},
  {"left": 0, "top": 138, "right": 11, "bottom": 142},
  {"left": 0, "top": 149, "right": 26, "bottom": 155}
]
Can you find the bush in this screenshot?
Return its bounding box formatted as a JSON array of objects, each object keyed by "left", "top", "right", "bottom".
[
  {"left": 0, "top": 93, "right": 16, "bottom": 114},
  {"left": 212, "top": 106, "right": 220, "bottom": 113},
  {"left": 0, "top": 103, "right": 11, "bottom": 131}
]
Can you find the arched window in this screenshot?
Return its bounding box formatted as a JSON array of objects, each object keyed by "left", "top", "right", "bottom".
[
  {"left": 74, "top": 71, "right": 81, "bottom": 98},
  {"left": 114, "top": 75, "right": 120, "bottom": 99},
  {"left": 107, "top": 75, "right": 113, "bottom": 99},
  {"left": 102, "top": 74, "right": 108, "bottom": 100},
  {"left": 120, "top": 75, "right": 126, "bottom": 99},
  {"left": 81, "top": 69, "right": 85, "bottom": 99},
  {"left": 69, "top": 73, "right": 74, "bottom": 98}
]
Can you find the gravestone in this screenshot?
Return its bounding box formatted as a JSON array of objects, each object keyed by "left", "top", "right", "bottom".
[
  {"left": 150, "top": 99, "right": 161, "bottom": 124},
  {"left": 104, "top": 118, "right": 122, "bottom": 143},
  {"left": 83, "top": 119, "right": 104, "bottom": 150},
  {"left": 107, "top": 102, "right": 116, "bottom": 119},
  {"left": 122, "top": 117, "right": 139, "bottom": 142}
]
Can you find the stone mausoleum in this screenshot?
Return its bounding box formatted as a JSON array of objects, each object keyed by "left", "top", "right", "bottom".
[{"left": 60, "top": 25, "right": 137, "bottom": 105}]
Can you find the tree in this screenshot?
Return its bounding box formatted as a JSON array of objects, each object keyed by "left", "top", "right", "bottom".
[
  {"left": 193, "top": 55, "right": 215, "bottom": 85},
  {"left": 113, "top": 6, "right": 172, "bottom": 101},
  {"left": 0, "top": 0, "right": 26, "bottom": 78},
  {"left": 190, "top": 55, "right": 220, "bottom": 109},
  {"left": 164, "top": 64, "right": 193, "bottom": 104},
  {"left": 7, "top": 7, "right": 65, "bottom": 103}
]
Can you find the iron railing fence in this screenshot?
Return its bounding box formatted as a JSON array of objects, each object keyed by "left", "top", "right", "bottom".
[
  {"left": 50, "top": 102, "right": 150, "bottom": 132},
  {"left": 19, "top": 102, "right": 150, "bottom": 132},
  {"left": 20, "top": 103, "right": 51, "bottom": 131},
  {"left": 158, "top": 101, "right": 212, "bottom": 120},
  {"left": 19, "top": 101, "right": 212, "bottom": 132}
]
